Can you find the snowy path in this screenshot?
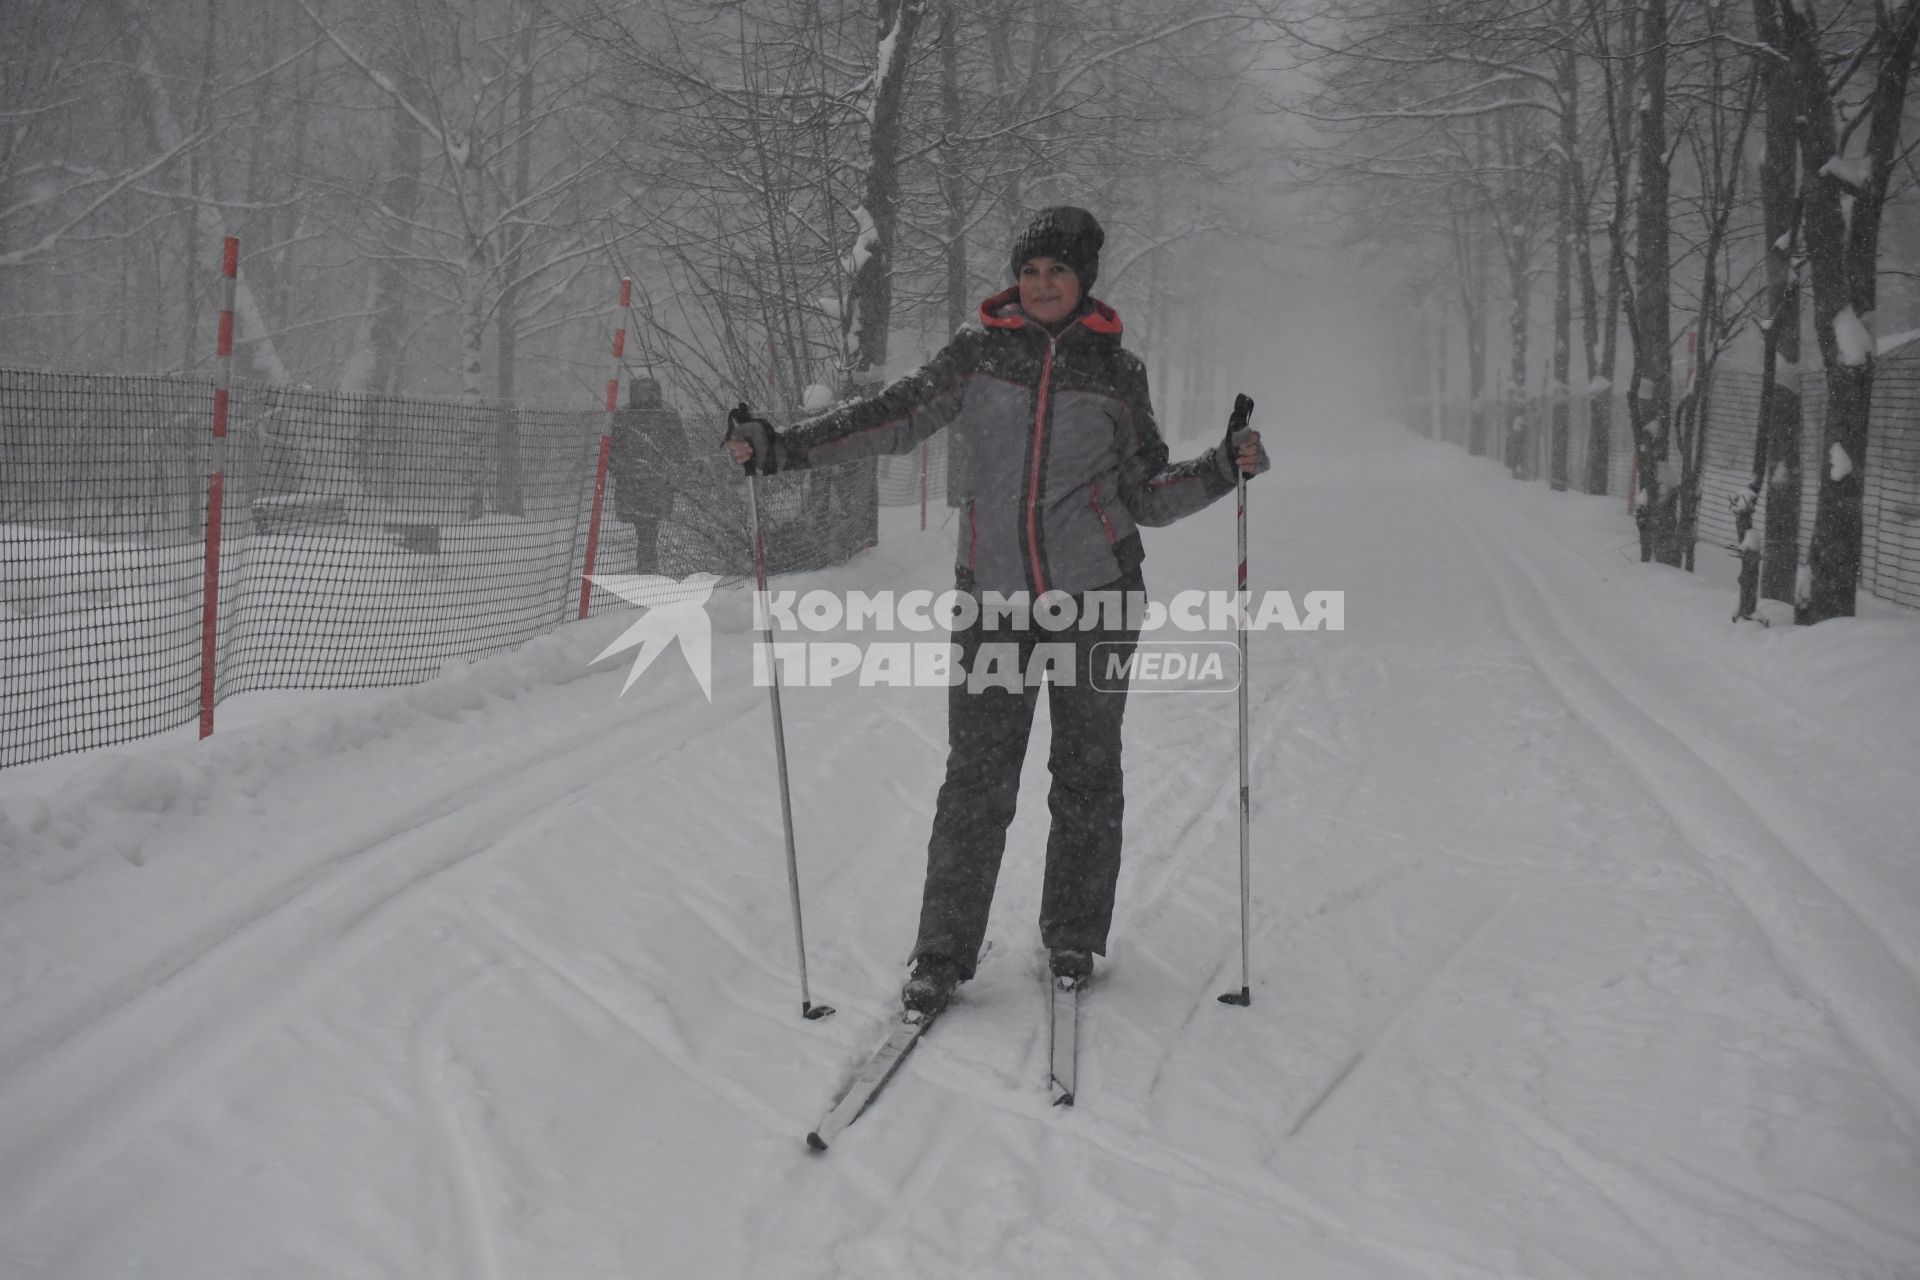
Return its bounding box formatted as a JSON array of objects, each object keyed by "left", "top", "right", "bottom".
[{"left": 2, "top": 423, "right": 1916, "bottom": 1278}]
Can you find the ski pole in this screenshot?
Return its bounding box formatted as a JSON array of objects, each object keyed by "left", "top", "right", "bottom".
[
  {"left": 1220, "top": 393, "right": 1256, "bottom": 1008},
  {"left": 727, "top": 403, "right": 833, "bottom": 1022}
]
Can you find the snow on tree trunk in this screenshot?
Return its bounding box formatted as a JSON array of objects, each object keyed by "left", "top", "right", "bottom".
[
  {"left": 1732, "top": 480, "right": 1763, "bottom": 621},
  {"left": 1802, "top": 359, "right": 1872, "bottom": 621},
  {"left": 842, "top": 0, "right": 925, "bottom": 392}
]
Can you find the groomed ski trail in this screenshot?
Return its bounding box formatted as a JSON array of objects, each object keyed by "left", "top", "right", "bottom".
[
  {"left": 1431, "top": 455, "right": 1920, "bottom": 1119},
  {"left": 3, "top": 427, "right": 1917, "bottom": 1279}
]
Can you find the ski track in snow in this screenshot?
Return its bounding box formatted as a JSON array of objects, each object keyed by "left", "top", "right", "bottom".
[
  {"left": 465, "top": 896, "right": 794, "bottom": 1136},
  {"left": 0, "top": 680, "right": 759, "bottom": 1236},
  {"left": 843, "top": 1036, "right": 1476, "bottom": 1280},
  {"left": 409, "top": 964, "right": 504, "bottom": 1280},
  {"left": 1432, "top": 464, "right": 1920, "bottom": 1121},
  {"left": 1287, "top": 893, "right": 1516, "bottom": 1138},
  {"left": 1113, "top": 663, "right": 1305, "bottom": 991},
  {"left": 1440, "top": 1062, "right": 1919, "bottom": 1271}
]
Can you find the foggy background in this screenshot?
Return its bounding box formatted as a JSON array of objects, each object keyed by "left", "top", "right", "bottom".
[
  {"left": 2, "top": 1, "right": 1916, "bottom": 444},
  {"left": 0, "top": 0, "right": 1457, "bottom": 439}
]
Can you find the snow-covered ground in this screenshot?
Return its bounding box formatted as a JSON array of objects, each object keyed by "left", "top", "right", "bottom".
[{"left": 2, "top": 420, "right": 1917, "bottom": 1279}]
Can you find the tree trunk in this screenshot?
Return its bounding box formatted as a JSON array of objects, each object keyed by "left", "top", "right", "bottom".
[
  {"left": 844, "top": 0, "right": 926, "bottom": 390},
  {"left": 1506, "top": 245, "right": 1531, "bottom": 479},
  {"left": 1467, "top": 265, "right": 1489, "bottom": 458},
  {"left": 1453, "top": 203, "right": 1489, "bottom": 458},
  {"left": 1551, "top": 20, "right": 1576, "bottom": 492},
  {"left": 460, "top": 231, "right": 488, "bottom": 405},
  {"left": 1588, "top": 0, "right": 1638, "bottom": 498},
  {"left": 371, "top": 74, "right": 426, "bottom": 395},
  {"left": 1801, "top": 363, "right": 1870, "bottom": 621},
  {"left": 1629, "top": 0, "right": 1679, "bottom": 566},
  {"left": 1577, "top": 215, "right": 1609, "bottom": 494},
  {"left": 1787, "top": 0, "right": 1920, "bottom": 622},
  {"left": 490, "top": 25, "right": 536, "bottom": 518},
  {"left": 939, "top": 0, "right": 968, "bottom": 337},
  {"left": 178, "top": 0, "right": 218, "bottom": 373},
  {"left": 1751, "top": 0, "right": 1803, "bottom": 605}
]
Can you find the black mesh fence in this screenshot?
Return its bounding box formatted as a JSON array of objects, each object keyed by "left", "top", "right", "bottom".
[
  {"left": 1859, "top": 365, "right": 1920, "bottom": 609},
  {"left": 1696, "top": 359, "right": 1920, "bottom": 609},
  {"left": 875, "top": 435, "right": 951, "bottom": 514},
  {"left": 2, "top": 371, "right": 213, "bottom": 764},
  {"left": 1694, "top": 368, "right": 1804, "bottom": 566},
  {"left": 2, "top": 369, "right": 877, "bottom": 768}
]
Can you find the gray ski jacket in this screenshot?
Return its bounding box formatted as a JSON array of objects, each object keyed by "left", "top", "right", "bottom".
[{"left": 775, "top": 288, "right": 1243, "bottom": 596}]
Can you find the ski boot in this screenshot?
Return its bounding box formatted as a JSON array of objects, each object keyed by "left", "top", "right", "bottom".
[
  {"left": 901, "top": 954, "right": 963, "bottom": 1021},
  {"left": 1049, "top": 948, "right": 1092, "bottom": 990}
]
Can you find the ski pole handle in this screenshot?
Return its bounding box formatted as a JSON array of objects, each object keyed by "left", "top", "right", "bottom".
[
  {"left": 1223, "top": 393, "right": 1266, "bottom": 479},
  {"left": 724, "top": 402, "right": 777, "bottom": 477},
  {"left": 1227, "top": 393, "right": 1255, "bottom": 447}
]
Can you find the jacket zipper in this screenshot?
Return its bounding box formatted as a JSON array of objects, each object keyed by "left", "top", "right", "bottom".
[{"left": 1026, "top": 321, "right": 1078, "bottom": 594}]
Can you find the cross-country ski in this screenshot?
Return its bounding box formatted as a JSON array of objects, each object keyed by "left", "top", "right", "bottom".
[
  {"left": 1048, "top": 977, "right": 1081, "bottom": 1108},
  {"left": 809, "top": 961, "right": 1082, "bottom": 1151},
  {"left": 806, "top": 1013, "right": 934, "bottom": 1152}
]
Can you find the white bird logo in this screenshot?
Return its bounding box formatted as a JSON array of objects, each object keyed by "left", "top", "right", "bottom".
[{"left": 587, "top": 573, "right": 721, "bottom": 700}]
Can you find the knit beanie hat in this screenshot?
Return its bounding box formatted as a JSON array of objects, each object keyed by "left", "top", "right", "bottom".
[{"left": 1009, "top": 206, "right": 1103, "bottom": 293}]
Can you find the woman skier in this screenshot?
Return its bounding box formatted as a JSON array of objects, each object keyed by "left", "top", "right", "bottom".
[{"left": 726, "top": 206, "right": 1266, "bottom": 1017}]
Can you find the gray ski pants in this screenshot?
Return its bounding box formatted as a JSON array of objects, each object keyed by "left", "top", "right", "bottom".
[{"left": 911, "top": 570, "right": 1142, "bottom": 978}]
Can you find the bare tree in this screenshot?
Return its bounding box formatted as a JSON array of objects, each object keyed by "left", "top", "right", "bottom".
[
  {"left": 1772, "top": 0, "right": 1920, "bottom": 623},
  {"left": 294, "top": 0, "right": 616, "bottom": 405},
  {"left": 0, "top": 0, "right": 308, "bottom": 378},
  {"left": 1743, "top": 0, "right": 1808, "bottom": 609}
]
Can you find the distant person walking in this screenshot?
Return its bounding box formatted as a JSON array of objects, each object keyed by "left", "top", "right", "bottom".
[{"left": 610, "top": 377, "right": 685, "bottom": 575}]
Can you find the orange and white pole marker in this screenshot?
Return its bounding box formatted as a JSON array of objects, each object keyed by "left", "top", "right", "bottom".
[
  {"left": 579, "top": 277, "right": 632, "bottom": 620},
  {"left": 198, "top": 236, "right": 239, "bottom": 739}
]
